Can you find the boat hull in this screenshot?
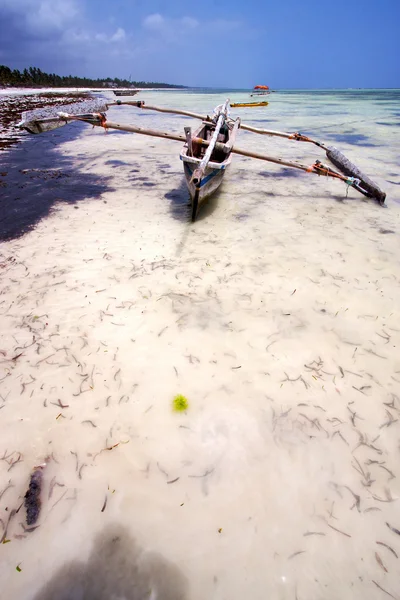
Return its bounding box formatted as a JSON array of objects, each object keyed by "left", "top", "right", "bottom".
[
  {"left": 179, "top": 115, "right": 234, "bottom": 220},
  {"left": 113, "top": 90, "right": 138, "bottom": 96},
  {"left": 231, "top": 101, "right": 269, "bottom": 107},
  {"left": 181, "top": 156, "right": 230, "bottom": 202}
]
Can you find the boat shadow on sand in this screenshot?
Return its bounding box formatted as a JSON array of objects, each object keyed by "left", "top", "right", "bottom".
[
  {"left": 0, "top": 123, "right": 115, "bottom": 242},
  {"left": 165, "top": 178, "right": 221, "bottom": 223}
]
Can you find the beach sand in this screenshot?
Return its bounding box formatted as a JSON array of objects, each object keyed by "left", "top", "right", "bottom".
[{"left": 1, "top": 90, "right": 400, "bottom": 599}]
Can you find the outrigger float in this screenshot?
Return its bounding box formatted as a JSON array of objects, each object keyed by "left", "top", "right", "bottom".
[{"left": 19, "top": 97, "right": 386, "bottom": 221}]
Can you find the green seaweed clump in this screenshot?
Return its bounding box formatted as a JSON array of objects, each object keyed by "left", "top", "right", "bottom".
[{"left": 172, "top": 394, "right": 189, "bottom": 412}]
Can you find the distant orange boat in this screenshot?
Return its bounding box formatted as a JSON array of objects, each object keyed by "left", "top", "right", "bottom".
[{"left": 251, "top": 85, "right": 270, "bottom": 97}]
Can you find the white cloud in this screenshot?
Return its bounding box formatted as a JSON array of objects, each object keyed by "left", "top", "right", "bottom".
[
  {"left": 141, "top": 13, "right": 242, "bottom": 43},
  {"left": 94, "top": 32, "right": 108, "bottom": 43},
  {"left": 29, "top": 0, "right": 80, "bottom": 30},
  {"left": 65, "top": 29, "right": 91, "bottom": 43},
  {"left": 67, "top": 27, "right": 126, "bottom": 45},
  {"left": 143, "top": 14, "right": 165, "bottom": 30},
  {"left": 181, "top": 17, "right": 199, "bottom": 29},
  {"left": 110, "top": 27, "right": 126, "bottom": 42},
  {"left": 141, "top": 13, "right": 200, "bottom": 44}
]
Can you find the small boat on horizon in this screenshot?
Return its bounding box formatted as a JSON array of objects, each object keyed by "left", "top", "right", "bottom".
[
  {"left": 231, "top": 101, "right": 269, "bottom": 107},
  {"left": 250, "top": 84, "right": 270, "bottom": 97},
  {"left": 113, "top": 90, "right": 139, "bottom": 96}
]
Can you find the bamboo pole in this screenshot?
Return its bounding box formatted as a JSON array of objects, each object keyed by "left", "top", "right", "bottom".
[
  {"left": 21, "top": 110, "right": 355, "bottom": 186},
  {"left": 89, "top": 118, "right": 349, "bottom": 182},
  {"left": 108, "top": 100, "right": 316, "bottom": 143},
  {"left": 107, "top": 102, "right": 384, "bottom": 200},
  {"left": 108, "top": 100, "right": 213, "bottom": 122},
  {"left": 99, "top": 120, "right": 187, "bottom": 143},
  {"left": 21, "top": 99, "right": 319, "bottom": 144}
]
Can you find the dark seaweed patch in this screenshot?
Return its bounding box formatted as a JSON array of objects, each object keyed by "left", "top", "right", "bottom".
[
  {"left": 246, "top": 119, "right": 278, "bottom": 124},
  {"left": 24, "top": 468, "right": 43, "bottom": 526},
  {"left": 0, "top": 125, "right": 114, "bottom": 241},
  {"left": 259, "top": 168, "right": 302, "bottom": 178},
  {"left": 376, "top": 122, "right": 399, "bottom": 127},
  {"left": 325, "top": 133, "right": 379, "bottom": 147},
  {"left": 105, "top": 160, "right": 130, "bottom": 167},
  {"left": 234, "top": 212, "right": 250, "bottom": 221}
]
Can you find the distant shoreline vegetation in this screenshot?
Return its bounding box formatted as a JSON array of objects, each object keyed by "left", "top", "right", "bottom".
[{"left": 0, "top": 65, "right": 187, "bottom": 89}]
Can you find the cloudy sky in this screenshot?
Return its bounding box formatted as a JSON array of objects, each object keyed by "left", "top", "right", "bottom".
[{"left": 0, "top": 0, "right": 399, "bottom": 88}]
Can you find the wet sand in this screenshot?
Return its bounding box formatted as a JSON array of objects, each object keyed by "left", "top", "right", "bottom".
[{"left": 1, "top": 90, "right": 400, "bottom": 599}]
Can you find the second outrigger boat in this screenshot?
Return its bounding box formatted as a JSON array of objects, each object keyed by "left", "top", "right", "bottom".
[{"left": 19, "top": 97, "right": 386, "bottom": 221}]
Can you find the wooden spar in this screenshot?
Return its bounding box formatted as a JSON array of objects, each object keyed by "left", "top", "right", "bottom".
[
  {"left": 241, "top": 123, "right": 308, "bottom": 141},
  {"left": 108, "top": 100, "right": 213, "bottom": 122},
  {"left": 108, "top": 102, "right": 384, "bottom": 200},
  {"left": 24, "top": 112, "right": 367, "bottom": 190},
  {"left": 191, "top": 99, "right": 230, "bottom": 186},
  {"left": 23, "top": 99, "right": 317, "bottom": 144},
  {"left": 223, "top": 118, "right": 240, "bottom": 154},
  {"left": 108, "top": 101, "right": 305, "bottom": 141},
  {"left": 81, "top": 117, "right": 350, "bottom": 183},
  {"left": 95, "top": 120, "right": 186, "bottom": 142}
]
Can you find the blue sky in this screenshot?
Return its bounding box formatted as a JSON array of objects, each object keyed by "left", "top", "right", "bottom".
[{"left": 0, "top": 0, "right": 399, "bottom": 88}]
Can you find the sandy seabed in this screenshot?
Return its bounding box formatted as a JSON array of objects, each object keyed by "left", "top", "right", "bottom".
[{"left": 1, "top": 90, "right": 400, "bottom": 599}]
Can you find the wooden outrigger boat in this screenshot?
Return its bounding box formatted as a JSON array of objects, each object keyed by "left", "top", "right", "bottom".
[
  {"left": 18, "top": 97, "right": 387, "bottom": 221},
  {"left": 250, "top": 92, "right": 270, "bottom": 97},
  {"left": 113, "top": 90, "right": 138, "bottom": 96},
  {"left": 180, "top": 100, "right": 240, "bottom": 220},
  {"left": 250, "top": 85, "right": 270, "bottom": 97}
]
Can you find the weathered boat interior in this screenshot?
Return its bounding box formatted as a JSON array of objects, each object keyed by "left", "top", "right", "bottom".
[{"left": 189, "top": 122, "right": 230, "bottom": 162}]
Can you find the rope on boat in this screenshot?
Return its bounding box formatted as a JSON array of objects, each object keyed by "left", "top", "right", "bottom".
[
  {"left": 306, "top": 160, "right": 361, "bottom": 188},
  {"left": 288, "top": 132, "right": 325, "bottom": 148},
  {"left": 213, "top": 103, "right": 230, "bottom": 121}
]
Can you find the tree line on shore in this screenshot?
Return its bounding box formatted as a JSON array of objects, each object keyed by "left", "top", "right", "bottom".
[{"left": 0, "top": 65, "right": 186, "bottom": 89}]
